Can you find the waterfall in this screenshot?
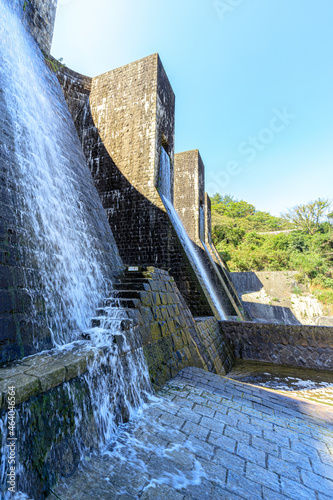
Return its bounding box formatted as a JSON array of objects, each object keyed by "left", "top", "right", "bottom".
[
  {"left": 158, "top": 146, "right": 172, "bottom": 201},
  {"left": 0, "top": 2, "right": 152, "bottom": 497},
  {"left": 199, "top": 204, "right": 205, "bottom": 241},
  {"left": 158, "top": 149, "right": 227, "bottom": 320},
  {"left": 0, "top": 0, "right": 117, "bottom": 348}
]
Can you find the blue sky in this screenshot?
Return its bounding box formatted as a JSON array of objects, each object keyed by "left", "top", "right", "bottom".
[{"left": 52, "top": 0, "right": 333, "bottom": 216}]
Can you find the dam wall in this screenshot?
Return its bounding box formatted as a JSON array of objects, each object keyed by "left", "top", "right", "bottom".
[
  {"left": 58, "top": 54, "right": 215, "bottom": 317},
  {"left": 17, "top": 0, "right": 58, "bottom": 53},
  {"left": 0, "top": 1, "right": 123, "bottom": 364}
]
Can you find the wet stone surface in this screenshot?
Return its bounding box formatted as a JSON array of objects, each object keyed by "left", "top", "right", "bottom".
[{"left": 49, "top": 366, "right": 333, "bottom": 499}]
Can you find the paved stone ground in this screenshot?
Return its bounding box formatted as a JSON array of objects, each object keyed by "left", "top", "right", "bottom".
[{"left": 50, "top": 367, "right": 333, "bottom": 500}]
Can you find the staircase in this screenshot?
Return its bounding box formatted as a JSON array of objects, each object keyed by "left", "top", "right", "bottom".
[{"left": 81, "top": 268, "right": 148, "bottom": 351}]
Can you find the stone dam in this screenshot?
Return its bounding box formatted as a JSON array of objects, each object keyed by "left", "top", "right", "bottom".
[{"left": 0, "top": 1, "right": 332, "bottom": 499}]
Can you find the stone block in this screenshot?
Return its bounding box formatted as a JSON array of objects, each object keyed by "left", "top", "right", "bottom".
[
  {"left": 171, "top": 333, "right": 184, "bottom": 351},
  {"left": 139, "top": 292, "right": 153, "bottom": 307},
  {"left": 166, "top": 318, "right": 176, "bottom": 334},
  {"left": 0, "top": 291, "right": 13, "bottom": 314},
  {"left": 152, "top": 292, "right": 161, "bottom": 306},
  {"left": 160, "top": 293, "right": 168, "bottom": 305},
  {"left": 25, "top": 361, "right": 66, "bottom": 392},
  {"left": 150, "top": 322, "right": 162, "bottom": 342},
  {"left": 0, "top": 373, "right": 40, "bottom": 408},
  {"left": 159, "top": 321, "right": 169, "bottom": 337},
  {"left": 152, "top": 307, "right": 163, "bottom": 321}
]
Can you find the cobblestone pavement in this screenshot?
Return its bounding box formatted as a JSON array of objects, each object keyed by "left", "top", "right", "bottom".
[{"left": 50, "top": 367, "right": 333, "bottom": 500}]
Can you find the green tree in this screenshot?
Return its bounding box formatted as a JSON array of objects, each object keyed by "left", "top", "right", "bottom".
[
  {"left": 211, "top": 194, "right": 255, "bottom": 218},
  {"left": 282, "top": 198, "right": 331, "bottom": 235},
  {"left": 328, "top": 212, "right": 333, "bottom": 234}
]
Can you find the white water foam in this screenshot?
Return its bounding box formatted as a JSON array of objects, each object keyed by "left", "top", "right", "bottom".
[{"left": 0, "top": 0, "right": 113, "bottom": 347}]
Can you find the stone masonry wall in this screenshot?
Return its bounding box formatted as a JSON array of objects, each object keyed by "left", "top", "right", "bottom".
[
  {"left": 58, "top": 54, "right": 214, "bottom": 317},
  {"left": 127, "top": 267, "right": 234, "bottom": 389},
  {"left": 174, "top": 150, "right": 205, "bottom": 243},
  {"left": 20, "top": 0, "right": 58, "bottom": 53},
  {"left": 221, "top": 320, "right": 333, "bottom": 370},
  {"left": 89, "top": 53, "right": 171, "bottom": 212},
  {"left": 0, "top": 344, "right": 106, "bottom": 498},
  {"left": 55, "top": 64, "right": 92, "bottom": 132}
]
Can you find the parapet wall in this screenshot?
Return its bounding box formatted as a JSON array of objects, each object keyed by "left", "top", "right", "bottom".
[{"left": 221, "top": 320, "right": 333, "bottom": 370}]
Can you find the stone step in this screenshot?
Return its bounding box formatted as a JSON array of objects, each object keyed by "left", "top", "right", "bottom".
[
  {"left": 90, "top": 317, "right": 134, "bottom": 330},
  {"left": 113, "top": 282, "right": 145, "bottom": 291},
  {"left": 122, "top": 271, "right": 147, "bottom": 280},
  {"left": 118, "top": 277, "right": 150, "bottom": 284},
  {"left": 102, "top": 298, "right": 140, "bottom": 309},
  {"left": 91, "top": 317, "right": 108, "bottom": 328},
  {"left": 81, "top": 327, "right": 111, "bottom": 339},
  {"left": 116, "top": 290, "right": 142, "bottom": 299},
  {"left": 81, "top": 327, "right": 139, "bottom": 353},
  {"left": 95, "top": 307, "right": 128, "bottom": 318},
  {"left": 105, "top": 290, "right": 142, "bottom": 300}
]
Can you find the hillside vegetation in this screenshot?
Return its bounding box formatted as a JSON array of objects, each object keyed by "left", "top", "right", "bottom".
[{"left": 211, "top": 194, "right": 333, "bottom": 305}]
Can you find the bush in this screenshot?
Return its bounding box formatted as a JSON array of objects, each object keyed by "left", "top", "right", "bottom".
[
  {"left": 313, "top": 289, "right": 333, "bottom": 305},
  {"left": 211, "top": 194, "right": 333, "bottom": 300}
]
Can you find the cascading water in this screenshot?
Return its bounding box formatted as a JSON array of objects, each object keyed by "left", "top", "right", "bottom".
[
  {"left": 158, "top": 145, "right": 172, "bottom": 202},
  {"left": 158, "top": 148, "right": 227, "bottom": 320},
  {"left": 199, "top": 204, "right": 205, "bottom": 242},
  {"left": 0, "top": 1, "right": 152, "bottom": 497},
  {"left": 0, "top": 0, "right": 118, "bottom": 348}
]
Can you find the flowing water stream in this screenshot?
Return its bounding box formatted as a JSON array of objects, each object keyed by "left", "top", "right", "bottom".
[
  {"left": 158, "top": 148, "right": 227, "bottom": 321},
  {"left": 0, "top": 0, "right": 116, "bottom": 348}
]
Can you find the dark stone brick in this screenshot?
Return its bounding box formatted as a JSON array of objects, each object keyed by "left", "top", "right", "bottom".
[
  {"left": 0, "top": 290, "right": 13, "bottom": 314},
  {"left": 0, "top": 266, "right": 12, "bottom": 288}
]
